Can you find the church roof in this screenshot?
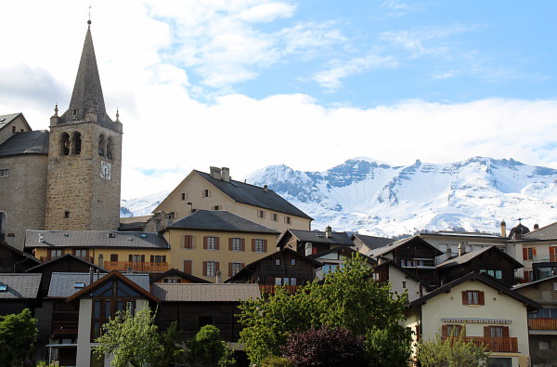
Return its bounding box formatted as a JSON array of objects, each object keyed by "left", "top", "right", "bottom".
[
  {"left": 194, "top": 170, "right": 313, "bottom": 220},
  {"left": 167, "top": 210, "right": 280, "bottom": 235},
  {"left": 58, "top": 23, "right": 114, "bottom": 129},
  {"left": 0, "top": 130, "right": 49, "bottom": 157}
]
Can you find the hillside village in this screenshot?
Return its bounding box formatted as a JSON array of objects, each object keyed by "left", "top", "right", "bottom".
[{"left": 1, "top": 21, "right": 557, "bottom": 367}]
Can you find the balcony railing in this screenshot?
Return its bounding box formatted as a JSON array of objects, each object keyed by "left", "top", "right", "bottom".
[
  {"left": 51, "top": 320, "right": 79, "bottom": 337},
  {"left": 459, "top": 337, "right": 518, "bottom": 352},
  {"left": 259, "top": 285, "right": 300, "bottom": 294},
  {"left": 529, "top": 318, "right": 557, "bottom": 331},
  {"left": 104, "top": 261, "right": 168, "bottom": 272}
]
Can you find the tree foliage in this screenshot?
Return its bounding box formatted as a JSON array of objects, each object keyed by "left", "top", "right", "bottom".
[
  {"left": 238, "top": 254, "right": 412, "bottom": 365},
  {"left": 0, "top": 308, "right": 38, "bottom": 367},
  {"left": 95, "top": 307, "right": 161, "bottom": 367},
  {"left": 416, "top": 329, "right": 489, "bottom": 367},
  {"left": 157, "top": 321, "right": 184, "bottom": 367},
  {"left": 186, "top": 325, "right": 235, "bottom": 367},
  {"left": 281, "top": 326, "right": 366, "bottom": 367}
]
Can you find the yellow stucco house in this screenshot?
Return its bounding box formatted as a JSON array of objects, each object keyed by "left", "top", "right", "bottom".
[
  {"left": 162, "top": 210, "right": 281, "bottom": 282},
  {"left": 153, "top": 167, "right": 312, "bottom": 233},
  {"left": 406, "top": 272, "right": 540, "bottom": 367}
]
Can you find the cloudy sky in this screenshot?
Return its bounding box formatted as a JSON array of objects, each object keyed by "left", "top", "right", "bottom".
[{"left": 2, "top": 0, "right": 557, "bottom": 199}]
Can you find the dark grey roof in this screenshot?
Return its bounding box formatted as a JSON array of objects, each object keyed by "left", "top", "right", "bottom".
[
  {"left": 437, "top": 246, "right": 523, "bottom": 270},
  {"left": 369, "top": 236, "right": 443, "bottom": 258},
  {"left": 195, "top": 170, "right": 312, "bottom": 220},
  {"left": 151, "top": 283, "right": 261, "bottom": 302},
  {"left": 0, "top": 130, "right": 49, "bottom": 157},
  {"left": 0, "top": 241, "right": 40, "bottom": 264},
  {"left": 48, "top": 272, "right": 150, "bottom": 298},
  {"left": 352, "top": 234, "right": 392, "bottom": 250},
  {"left": 0, "top": 274, "right": 42, "bottom": 299},
  {"left": 287, "top": 229, "right": 354, "bottom": 246},
  {"left": 307, "top": 244, "right": 359, "bottom": 260},
  {"left": 513, "top": 274, "right": 557, "bottom": 290},
  {"left": 522, "top": 221, "right": 557, "bottom": 241},
  {"left": 167, "top": 210, "right": 280, "bottom": 235},
  {"left": 119, "top": 215, "right": 153, "bottom": 231},
  {"left": 150, "top": 269, "right": 211, "bottom": 284},
  {"left": 25, "top": 230, "right": 169, "bottom": 249},
  {"left": 26, "top": 253, "right": 107, "bottom": 272}
]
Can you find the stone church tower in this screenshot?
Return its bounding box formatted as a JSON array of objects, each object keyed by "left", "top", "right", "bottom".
[{"left": 45, "top": 21, "right": 123, "bottom": 230}]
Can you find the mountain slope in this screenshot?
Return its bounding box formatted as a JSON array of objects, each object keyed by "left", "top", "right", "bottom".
[{"left": 121, "top": 157, "right": 557, "bottom": 237}]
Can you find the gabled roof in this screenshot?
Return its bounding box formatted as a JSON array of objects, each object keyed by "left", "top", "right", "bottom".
[
  {"left": 373, "top": 260, "right": 433, "bottom": 292},
  {"left": 0, "top": 130, "right": 49, "bottom": 157},
  {"left": 369, "top": 236, "right": 443, "bottom": 258},
  {"left": 48, "top": 271, "right": 151, "bottom": 298},
  {"left": 151, "top": 283, "right": 260, "bottom": 302},
  {"left": 307, "top": 244, "right": 360, "bottom": 260},
  {"left": 119, "top": 215, "right": 153, "bottom": 231},
  {"left": 521, "top": 221, "right": 557, "bottom": 241},
  {"left": 166, "top": 210, "right": 280, "bottom": 235},
  {"left": 66, "top": 270, "right": 157, "bottom": 304},
  {"left": 0, "top": 113, "right": 30, "bottom": 132},
  {"left": 0, "top": 274, "right": 42, "bottom": 299},
  {"left": 25, "top": 230, "right": 169, "bottom": 249},
  {"left": 26, "top": 253, "right": 107, "bottom": 273},
  {"left": 352, "top": 234, "right": 392, "bottom": 250},
  {"left": 225, "top": 248, "right": 322, "bottom": 283},
  {"left": 410, "top": 272, "right": 541, "bottom": 312},
  {"left": 513, "top": 274, "right": 557, "bottom": 290},
  {"left": 283, "top": 229, "right": 354, "bottom": 246},
  {"left": 437, "top": 245, "right": 523, "bottom": 270},
  {"left": 150, "top": 268, "right": 211, "bottom": 284},
  {"left": 0, "top": 240, "right": 40, "bottom": 264},
  {"left": 194, "top": 170, "right": 312, "bottom": 220}
]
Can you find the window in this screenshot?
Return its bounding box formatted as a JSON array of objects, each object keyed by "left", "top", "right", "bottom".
[
  {"left": 523, "top": 247, "right": 537, "bottom": 260},
  {"left": 64, "top": 211, "right": 70, "bottom": 218},
  {"left": 204, "top": 261, "right": 218, "bottom": 277},
  {"left": 106, "top": 137, "right": 113, "bottom": 159},
  {"left": 253, "top": 239, "right": 266, "bottom": 253},
  {"left": 551, "top": 246, "right": 557, "bottom": 262},
  {"left": 213, "top": 205, "right": 220, "bottom": 210},
  {"left": 462, "top": 290, "right": 484, "bottom": 305},
  {"left": 290, "top": 258, "right": 296, "bottom": 266},
  {"left": 110, "top": 254, "right": 118, "bottom": 262},
  {"left": 257, "top": 210, "right": 265, "bottom": 218},
  {"left": 442, "top": 324, "right": 463, "bottom": 338},
  {"left": 73, "top": 132, "right": 82, "bottom": 154},
  {"left": 271, "top": 213, "right": 278, "bottom": 221},
  {"left": 0, "top": 285, "right": 7, "bottom": 292},
  {"left": 163, "top": 278, "right": 180, "bottom": 283},
  {"left": 481, "top": 269, "right": 503, "bottom": 280},
  {"left": 12, "top": 126, "right": 16, "bottom": 134},
  {"left": 204, "top": 236, "right": 218, "bottom": 250},
  {"left": 183, "top": 234, "right": 194, "bottom": 249},
  {"left": 524, "top": 270, "right": 533, "bottom": 282},
  {"left": 372, "top": 273, "right": 381, "bottom": 281},
  {"left": 285, "top": 216, "right": 291, "bottom": 224},
  {"left": 129, "top": 254, "right": 145, "bottom": 263},
  {"left": 49, "top": 249, "right": 63, "bottom": 259},
  {"left": 61, "top": 133, "right": 70, "bottom": 155},
  {"left": 539, "top": 340, "right": 551, "bottom": 350},
  {"left": 485, "top": 326, "right": 509, "bottom": 339},
  {"left": 230, "top": 238, "right": 243, "bottom": 252},
  {"left": 275, "top": 258, "right": 281, "bottom": 266},
  {"left": 98, "top": 134, "right": 105, "bottom": 157},
  {"left": 74, "top": 249, "right": 88, "bottom": 259},
  {"left": 202, "top": 189, "right": 211, "bottom": 197},
  {"left": 150, "top": 255, "right": 166, "bottom": 263},
  {"left": 290, "top": 278, "right": 297, "bottom": 285},
  {"left": 181, "top": 193, "right": 187, "bottom": 201},
  {"left": 275, "top": 277, "right": 282, "bottom": 286},
  {"left": 230, "top": 262, "right": 242, "bottom": 277},
  {"left": 0, "top": 169, "right": 9, "bottom": 177}
]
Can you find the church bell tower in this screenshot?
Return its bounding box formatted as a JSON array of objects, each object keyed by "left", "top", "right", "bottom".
[{"left": 45, "top": 20, "right": 123, "bottom": 230}]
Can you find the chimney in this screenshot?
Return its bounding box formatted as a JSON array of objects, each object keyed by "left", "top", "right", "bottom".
[
  {"left": 263, "top": 184, "right": 268, "bottom": 192},
  {"left": 325, "top": 226, "right": 332, "bottom": 239},
  {"left": 89, "top": 267, "right": 94, "bottom": 284},
  {"left": 221, "top": 167, "right": 230, "bottom": 182},
  {"left": 458, "top": 242, "right": 466, "bottom": 257},
  {"left": 305, "top": 242, "right": 313, "bottom": 256},
  {"left": 38, "top": 233, "right": 44, "bottom": 243},
  {"left": 500, "top": 220, "right": 506, "bottom": 237},
  {"left": 209, "top": 166, "right": 221, "bottom": 179},
  {"left": 215, "top": 270, "right": 222, "bottom": 284},
  {"left": 534, "top": 224, "right": 539, "bottom": 230}
]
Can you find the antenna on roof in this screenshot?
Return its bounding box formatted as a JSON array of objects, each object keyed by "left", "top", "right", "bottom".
[{"left": 88, "top": 4, "right": 92, "bottom": 25}]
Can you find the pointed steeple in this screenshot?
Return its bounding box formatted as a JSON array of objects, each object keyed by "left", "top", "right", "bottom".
[{"left": 59, "top": 21, "right": 113, "bottom": 127}]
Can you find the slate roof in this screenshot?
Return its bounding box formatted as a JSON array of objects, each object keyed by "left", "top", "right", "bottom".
[
  {"left": 0, "top": 274, "right": 42, "bottom": 299},
  {"left": 151, "top": 283, "right": 261, "bottom": 302},
  {"left": 0, "top": 130, "right": 49, "bottom": 157},
  {"left": 150, "top": 269, "right": 211, "bottom": 284},
  {"left": 286, "top": 229, "right": 354, "bottom": 246},
  {"left": 195, "top": 170, "right": 312, "bottom": 220},
  {"left": 119, "top": 215, "right": 153, "bottom": 231},
  {"left": 0, "top": 240, "right": 41, "bottom": 264},
  {"left": 436, "top": 246, "right": 523, "bottom": 270},
  {"left": 369, "top": 236, "right": 443, "bottom": 258},
  {"left": 48, "top": 272, "right": 150, "bottom": 298},
  {"left": 0, "top": 113, "right": 22, "bottom": 131},
  {"left": 26, "top": 253, "right": 107, "bottom": 272},
  {"left": 521, "top": 221, "right": 557, "bottom": 241},
  {"left": 167, "top": 210, "right": 281, "bottom": 235},
  {"left": 25, "top": 230, "right": 169, "bottom": 249},
  {"left": 352, "top": 234, "right": 392, "bottom": 250}
]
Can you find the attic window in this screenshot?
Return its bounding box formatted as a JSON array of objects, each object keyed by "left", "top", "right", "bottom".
[
  {"left": 108, "top": 233, "right": 116, "bottom": 238},
  {"left": 63, "top": 233, "right": 69, "bottom": 237},
  {"left": 0, "top": 285, "right": 7, "bottom": 292},
  {"left": 140, "top": 233, "right": 147, "bottom": 238},
  {"left": 128, "top": 237, "right": 134, "bottom": 241},
  {"left": 74, "top": 282, "right": 86, "bottom": 288},
  {"left": 0, "top": 169, "right": 9, "bottom": 177}
]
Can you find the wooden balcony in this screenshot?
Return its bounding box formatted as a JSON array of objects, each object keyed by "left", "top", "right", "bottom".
[
  {"left": 259, "top": 285, "right": 300, "bottom": 294},
  {"left": 529, "top": 318, "right": 557, "bottom": 331},
  {"left": 51, "top": 320, "right": 79, "bottom": 337},
  {"left": 458, "top": 337, "right": 518, "bottom": 352},
  {"left": 103, "top": 261, "right": 168, "bottom": 272}
]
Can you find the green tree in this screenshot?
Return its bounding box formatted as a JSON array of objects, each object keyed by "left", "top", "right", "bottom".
[
  {"left": 95, "top": 307, "right": 162, "bottom": 367},
  {"left": 186, "top": 325, "right": 235, "bottom": 367},
  {"left": 417, "top": 328, "right": 489, "bottom": 367},
  {"left": 239, "top": 254, "right": 412, "bottom": 365},
  {"left": 156, "top": 321, "right": 184, "bottom": 367},
  {"left": 0, "top": 308, "right": 38, "bottom": 367}
]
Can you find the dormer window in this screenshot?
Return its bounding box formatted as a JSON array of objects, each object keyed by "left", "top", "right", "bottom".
[
  {"left": 0, "top": 285, "right": 7, "bottom": 292},
  {"left": 74, "top": 282, "right": 86, "bottom": 288}
]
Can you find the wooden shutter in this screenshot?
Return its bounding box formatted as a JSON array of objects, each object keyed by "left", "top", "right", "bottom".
[
  {"left": 478, "top": 291, "right": 485, "bottom": 305},
  {"left": 203, "top": 236, "right": 208, "bottom": 250},
  {"left": 183, "top": 260, "right": 192, "bottom": 274},
  {"left": 263, "top": 239, "right": 268, "bottom": 252},
  {"left": 533, "top": 248, "right": 537, "bottom": 258},
  {"left": 150, "top": 255, "right": 154, "bottom": 262},
  {"left": 502, "top": 326, "right": 509, "bottom": 338},
  {"left": 141, "top": 255, "right": 145, "bottom": 263},
  {"left": 183, "top": 235, "right": 193, "bottom": 249},
  {"left": 203, "top": 261, "right": 208, "bottom": 276},
  {"left": 441, "top": 325, "right": 448, "bottom": 338},
  {"left": 251, "top": 239, "right": 256, "bottom": 252},
  {"left": 462, "top": 291, "right": 468, "bottom": 305},
  {"left": 129, "top": 254, "right": 133, "bottom": 262},
  {"left": 215, "top": 237, "right": 220, "bottom": 250},
  {"left": 229, "top": 238, "right": 233, "bottom": 251},
  {"left": 484, "top": 326, "right": 490, "bottom": 337},
  {"left": 241, "top": 238, "right": 245, "bottom": 251},
  {"left": 523, "top": 248, "right": 528, "bottom": 260},
  {"left": 228, "top": 262, "right": 233, "bottom": 277},
  {"left": 216, "top": 262, "right": 220, "bottom": 272}
]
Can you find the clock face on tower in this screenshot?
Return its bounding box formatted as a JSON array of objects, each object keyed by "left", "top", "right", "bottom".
[{"left": 100, "top": 161, "right": 112, "bottom": 180}]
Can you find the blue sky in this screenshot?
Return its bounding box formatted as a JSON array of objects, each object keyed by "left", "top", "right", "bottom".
[{"left": 1, "top": 0, "right": 557, "bottom": 198}]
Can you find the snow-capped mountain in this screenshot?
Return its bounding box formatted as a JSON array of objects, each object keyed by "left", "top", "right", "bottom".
[{"left": 121, "top": 157, "right": 557, "bottom": 238}]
